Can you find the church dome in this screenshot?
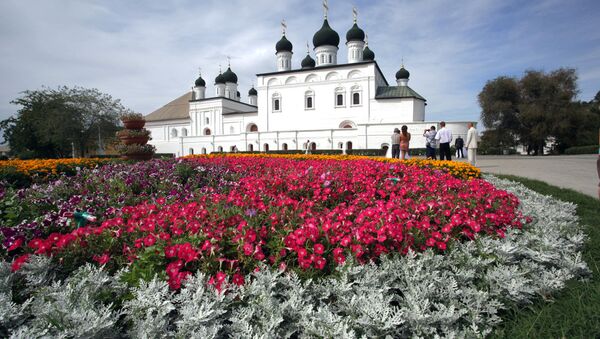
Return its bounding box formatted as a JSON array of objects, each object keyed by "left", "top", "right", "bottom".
[
  {"left": 395, "top": 66, "right": 410, "bottom": 80},
  {"left": 363, "top": 46, "right": 375, "bottom": 61},
  {"left": 301, "top": 54, "right": 316, "bottom": 68},
  {"left": 313, "top": 19, "right": 340, "bottom": 47},
  {"left": 248, "top": 87, "right": 257, "bottom": 96},
  {"left": 214, "top": 73, "right": 225, "bottom": 84},
  {"left": 276, "top": 35, "right": 293, "bottom": 53},
  {"left": 222, "top": 67, "right": 238, "bottom": 83},
  {"left": 346, "top": 23, "right": 365, "bottom": 42},
  {"left": 194, "top": 75, "right": 206, "bottom": 87}
]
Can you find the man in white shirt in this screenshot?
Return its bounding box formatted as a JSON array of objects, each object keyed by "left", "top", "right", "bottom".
[
  {"left": 466, "top": 122, "right": 478, "bottom": 166},
  {"left": 435, "top": 121, "right": 453, "bottom": 160}
]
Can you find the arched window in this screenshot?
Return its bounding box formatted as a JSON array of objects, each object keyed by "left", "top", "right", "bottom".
[
  {"left": 272, "top": 93, "right": 281, "bottom": 112},
  {"left": 217, "top": 146, "right": 223, "bottom": 152},
  {"left": 204, "top": 128, "right": 211, "bottom": 136},
  {"left": 171, "top": 128, "right": 178, "bottom": 138},
  {"left": 310, "top": 142, "right": 317, "bottom": 151},
  {"left": 339, "top": 120, "right": 356, "bottom": 129},
  {"left": 346, "top": 141, "right": 353, "bottom": 150},
  {"left": 338, "top": 142, "right": 344, "bottom": 149},
  {"left": 320, "top": 55, "right": 324, "bottom": 64},
  {"left": 230, "top": 126, "right": 235, "bottom": 134},
  {"left": 206, "top": 117, "right": 209, "bottom": 124},
  {"left": 353, "top": 92, "right": 360, "bottom": 105},
  {"left": 248, "top": 144, "right": 254, "bottom": 151},
  {"left": 189, "top": 148, "right": 194, "bottom": 155},
  {"left": 328, "top": 54, "right": 332, "bottom": 63},
  {"left": 181, "top": 128, "right": 188, "bottom": 137},
  {"left": 230, "top": 145, "right": 237, "bottom": 152},
  {"left": 282, "top": 143, "right": 288, "bottom": 151},
  {"left": 351, "top": 86, "right": 362, "bottom": 106},
  {"left": 201, "top": 147, "right": 207, "bottom": 154},
  {"left": 305, "top": 90, "right": 314, "bottom": 110},
  {"left": 263, "top": 143, "right": 269, "bottom": 152},
  {"left": 247, "top": 123, "right": 258, "bottom": 132},
  {"left": 335, "top": 87, "right": 345, "bottom": 107}
]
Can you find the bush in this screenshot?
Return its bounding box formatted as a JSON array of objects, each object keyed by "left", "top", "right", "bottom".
[
  {"left": 0, "top": 166, "right": 32, "bottom": 188},
  {"left": 564, "top": 145, "right": 598, "bottom": 155}
]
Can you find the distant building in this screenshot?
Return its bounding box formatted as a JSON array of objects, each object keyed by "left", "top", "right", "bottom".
[{"left": 146, "top": 4, "right": 469, "bottom": 156}]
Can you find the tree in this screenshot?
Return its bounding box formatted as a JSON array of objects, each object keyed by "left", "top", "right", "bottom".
[
  {"left": 1, "top": 86, "right": 129, "bottom": 158},
  {"left": 478, "top": 68, "right": 598, "bottom": 154}
]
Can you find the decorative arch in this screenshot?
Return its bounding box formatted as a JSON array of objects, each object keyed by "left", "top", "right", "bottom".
[
  {"left": 285, "top": 76, "right": 298, "bottom": 84},
  {"left": 170, "top": 128, "right": 178, "bottom": 138},
  {"left": 346, "top": 141, "right": 353, "bottom": 150},
  {"left": 305, "top": 74, "right": 318, "bottom": 83},
  {"left": 246, "top": 123, "right": 258, "bottom": 132},
  {"left": 347, "top": 70, "right": 362, "bottom": 79},
  {"left": 325, "top": 72, "right": 340, "bottom": 81},
  {"left": 248, "top": 144, "right": 254, "bottom": 151},
  {"left": 282, "top": 143, "right": 288, "bottom": 151},
  {"left": 181, "top": 128, "right": 188, "bottom": 137},
  {"left": 339, "top": 120, "right": 356, "bottom": 129},
  {"left": 267, "top": 78, "right": 281, "bottom": 86},
  {"left": 203, "top": 128, "right": 211, "bottom": 136},
  {"left": 201, "top": 147, "right": 207, "bottom": 154},
  {"left": 263, "top": 143, "right": 269, "bottom": 152}
]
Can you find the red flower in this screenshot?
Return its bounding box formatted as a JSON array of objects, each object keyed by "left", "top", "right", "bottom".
[
  {"left": 7, "top": 238, "right": 23, "bottom": 252},
  {"left": 93, "top": 253, "right": 110, "bottom": 265},
  {"left": 11, "top": 254, "right": 30, "bottom": 272},
  {"left": 143, "top": 234, "right": 156, "bottom": 247}
]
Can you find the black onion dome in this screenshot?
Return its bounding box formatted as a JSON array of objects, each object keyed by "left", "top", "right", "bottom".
[
  {"left": 248, "top": 87, "right": 257, "bottom": 96},
  {"left": 313, "top": 19, "right": 340, "bottom": 47},
  {"left": 301, "top": 54, "right": 316, "bottom": 68},
  {"left": 214, "top": 73, "right": 225, "bottom": 84},
  {"left": 395, "top": 67, "right": 410, "bottom": 80},
  {"left": 222, "top": 67, "right": 238, "bottom": 83},
  {"left": 276, "top": 35, "right": 293, "bottom": 53},
  {"left": 363, "top": 46, "right": 375, "bottom": 60},
  {"left": 194, "top": 75, "right": 206, "bottom": 87},
  {"left": 346, "top": 23, "right": 365, "bottom": 42}
]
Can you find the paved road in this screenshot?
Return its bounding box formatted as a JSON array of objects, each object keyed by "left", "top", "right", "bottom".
[{"left": 453, "top": 154, "right": 599, "bottom": 198}]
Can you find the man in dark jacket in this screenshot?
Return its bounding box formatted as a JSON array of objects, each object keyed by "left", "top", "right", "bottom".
[{"left": 455, "top": 136, "right": 464, "bottom": 158}]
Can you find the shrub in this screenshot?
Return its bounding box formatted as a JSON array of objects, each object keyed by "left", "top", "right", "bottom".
[
  {"left": 116, "top": 129, "right": 151, "bottom": 138},
  {"left": 116, "top": 144, "right": 156, "bottom": 155},
  {"left": 564, "top": 145, "right": 598, "bottom": 155},
  {"left": 120, "top": 112, "right": 144, "bottom": 121}
]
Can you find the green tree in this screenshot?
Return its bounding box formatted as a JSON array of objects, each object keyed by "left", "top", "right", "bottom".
[
  {"left": 478, "top": 68, "right": 597, "bottom": 154},
  {"left": 1, "top": 86, "right": 129, "bottom": 158}
]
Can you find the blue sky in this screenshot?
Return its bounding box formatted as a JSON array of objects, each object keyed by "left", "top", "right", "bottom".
[{"left": 1, "top": 0, "right": 599, "bottom": 125}]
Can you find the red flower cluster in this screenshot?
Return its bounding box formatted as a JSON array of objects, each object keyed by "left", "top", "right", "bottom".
[{"left": 11, "top": 157, "right": 527, "bottom": 289}]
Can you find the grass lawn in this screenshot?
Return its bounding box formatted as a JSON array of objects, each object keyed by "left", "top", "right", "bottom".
[{"left": 491, "top": 175, "right": 600, "bottom": 338}]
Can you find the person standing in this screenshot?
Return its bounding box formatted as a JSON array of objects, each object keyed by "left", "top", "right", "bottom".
[
  {"left": 455, "top": 136, "right": 464, "bottom": 158},
  {"left": 423, "top": 126, "right": 437, "bottom": 160},
  {"left": 399, "top": 125, "right": 411, "bottom": 160},
  {"left": 391, "top": 128, "right": 400, "bottom": 159},
  {"left": 435, "top": 121, "right": 453, "bottom": 160},
  {"left": 466, "top": 122, "right": 478, "bottom": 166}
]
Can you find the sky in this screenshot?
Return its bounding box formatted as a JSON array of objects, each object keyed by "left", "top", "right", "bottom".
[{"left": 1, "top": 0, "right": 599, "bottom": 125}]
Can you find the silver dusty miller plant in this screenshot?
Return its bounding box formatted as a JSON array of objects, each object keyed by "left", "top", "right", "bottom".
[{"left": 0, "top": 176, "right": 590, "bottom": 338}]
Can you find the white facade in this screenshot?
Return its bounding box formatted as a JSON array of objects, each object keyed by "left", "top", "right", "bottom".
[{"left": 146, "top": 11, "right": 471, "bottom": 157}]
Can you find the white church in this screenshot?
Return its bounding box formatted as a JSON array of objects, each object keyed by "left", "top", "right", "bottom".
[{"left": 145, "top": 4, "right": 470, "bottom": 156}]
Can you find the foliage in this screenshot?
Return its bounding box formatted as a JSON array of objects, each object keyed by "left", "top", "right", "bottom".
[
  {"left": 0, "top": 176, "right": 590, "bottom": 337},
  {"left": 116, "top": 143, "right": 156, "bottom": 155},
  {"left": 478, "top": 69, "right": 600, "bottom": 153},
  {"left": 563, "top": 145, "right": 599, "bottom": 155},
  {"left": 0, "top": 86, "right": 129, "bottom": 158},
  {"left": 119, "top": 112, "right": 144, "bottom": 121},
  {"left": 115, "top": 129, "right": 151, "bottom": 138}
]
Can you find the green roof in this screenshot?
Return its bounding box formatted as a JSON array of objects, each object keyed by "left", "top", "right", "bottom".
[{"left": 375, "top": 86, "right": 426, "bottom": 101}]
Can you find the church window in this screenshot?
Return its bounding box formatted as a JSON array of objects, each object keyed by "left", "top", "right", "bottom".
[
  {"left": 248, "top": 144, "right": 254, "bottom": 151},
  {"left": 337, "top": 94, "right": 343, "bottom": 106},
  {"left": 181, "top": 128, "right": 188, "bottom": 137},
  {"left": 247, "top": 123, "right": 258, "bottom": 132},
  {"left": 305, "top": 90, "right": 315, "bottom": 110},
  {"left": 217, "top": 146, "right": 223, "bottom": 152},
  {"left": 351, "top": 86, "right": 362, "bottom": 106},
  {"left": 272, "top": 93, "right": 281, "bottom": 112},
  {"left": 204, "top": 128, "right": 211, "bottom": 136},
  {"left": 353, "top": 92, "right": 361, "bottom": 105},
  {"left": 335, "top": 87, "right": 345, "bottom": 107},
  {"left": 171, "top": 128, "right": 178, "bottom": 138},
  {"left": 206, "top": 117, "right": 209, "bottom": 124},
  {"left": 282, "top": 143, "right": 288, "bottom": 150},
  {"left": 320, "top": 55, "right": 324, "bottom": 64},
  {"left": 328, "top": 54, "right": 332, "bottom": 63},
  {"left": 263, "top": 143, "right": 269, "bottom": 152},
  {"left": 201, "top": 147, "right": 207, "bottom": 154}
]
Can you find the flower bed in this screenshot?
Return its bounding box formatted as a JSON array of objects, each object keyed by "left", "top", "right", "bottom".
[
  {"left": 0, "top": 158, "right": 115, "bottom": 177},
  {"left": 8, "top": 157, "right": 521, "bottom": 290},
  {"left": 0, "top": 176, "right": 588, "bottom": 338}
]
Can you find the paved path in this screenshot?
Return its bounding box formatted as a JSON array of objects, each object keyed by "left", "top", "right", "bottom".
[{"left": 454, "top": 155, "right": 599, "bottom": 198}]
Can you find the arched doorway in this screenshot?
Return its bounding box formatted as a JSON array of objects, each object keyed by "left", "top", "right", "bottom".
[
  {"left": 189, "top": 148, "right": 194, "bottom": 155},
  {"left": 346, "top": 141, "right": 353, "bottom": 150},
  {"left": 201, "top": 147, "right": 207, "bottom": 154},
  {"left": 282, "top": 143, "right": 288, "bottom": 151},
  {"left": 217, "top": 146, "right": 223, "bottom": 152},
  {"left": 247, "top": 123, "right": 258, "bottom": 132},
  {"left": 248, "top": 144, "right": 254, "bottom": 151},
  {"left": 263, "top": 143, "right": 269, "bottom": 152},
  {"left": 310, "top": 142, "right": 317, "bottom": 151},
  {"left": 204, "top": 128, "right": 211, "bottom": 136}
]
